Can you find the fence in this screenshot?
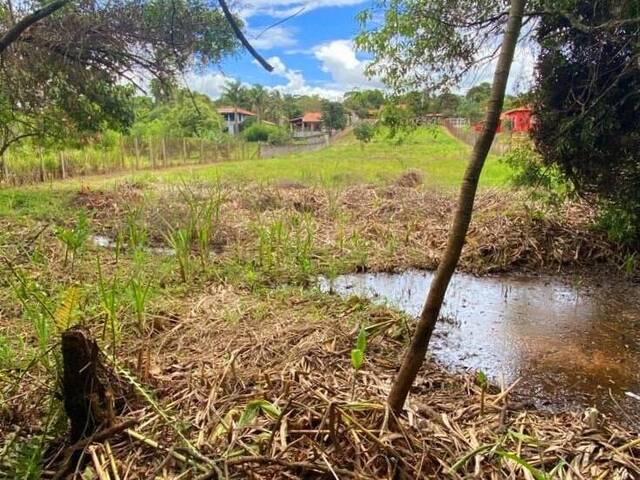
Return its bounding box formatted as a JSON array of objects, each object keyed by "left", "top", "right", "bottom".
[
  {"left": 443, "top": 119, "right": 510, "bottom": 156},
  {"left": 0, "top": 136, "right": 258, "bottom": 187},
  {"left": 258, "top": 134, "right": 330, "bottom": 159}
]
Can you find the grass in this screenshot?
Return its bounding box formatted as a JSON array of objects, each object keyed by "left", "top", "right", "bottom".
[
  {"left": 144, "top": 127, "right": 511, "bottom": 188},
  {"left": 2, "top": 127, "right": 635, "bottom": 478}
]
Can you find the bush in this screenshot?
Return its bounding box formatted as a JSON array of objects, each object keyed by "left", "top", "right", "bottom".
[
  {"left": 354, "top": 123, "right": 376, "bottom": 145},
  {"left": 267, "top": 129, "right": 291, "bottom": 145},
  {"left": 242, "top": 123, "right": 277, "bottom": 142}
]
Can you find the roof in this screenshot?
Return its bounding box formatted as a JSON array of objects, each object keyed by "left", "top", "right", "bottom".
[
  {"left": 290, "top": 112, "right": 322, "bottom": 123},
  {"left": 501, "top": 107, "right": 532, "bottom": 117},
  {"left": 217, "top": 106, "right": 256, "bottom": 116}
]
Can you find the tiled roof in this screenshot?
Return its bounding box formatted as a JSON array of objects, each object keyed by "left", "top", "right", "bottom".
[
  {"left": 290, "top": 112, "right": 323, "bottom": 123},
  {"left": 217, "top": 106, "right": 256, "bottom": 116}
]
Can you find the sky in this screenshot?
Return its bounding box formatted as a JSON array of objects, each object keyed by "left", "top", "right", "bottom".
[{"left": 185, "top": 0, "right": 536, "bottom": 101}]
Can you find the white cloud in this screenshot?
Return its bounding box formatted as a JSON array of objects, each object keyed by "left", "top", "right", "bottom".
[
  {"left": 265, "top": 56, "right": 344, "bottom": 99},
  {"left": 184, "top": 71, "right": 234, "bottom": 99},
  {"left": 239, "top": 0, "right": 368, "bottom": 18},
  {"left": 247, "top": 26, "right": 298, "bottom": 50}
]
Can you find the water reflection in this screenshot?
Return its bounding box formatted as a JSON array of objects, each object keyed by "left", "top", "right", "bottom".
[{"left": 319, "top": 270, "right": 640, "bottom": 423}]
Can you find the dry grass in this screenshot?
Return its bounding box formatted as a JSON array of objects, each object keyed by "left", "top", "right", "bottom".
[
  {"left": 27, "top": 285, "right": 639, "bottom": 479},
  {"left": 77, "top": 181, "right": 628, "bottom": 277}
]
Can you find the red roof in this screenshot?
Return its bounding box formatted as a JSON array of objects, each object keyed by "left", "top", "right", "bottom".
[
  {"left": 290, "top": 112, "right": 322, "bottom": 123},
  {"left": 501, "top": 107, "right": 532, "bottom": 117},
  {"left": 217, "top": 106, "right": 255, "bottom": 116}
]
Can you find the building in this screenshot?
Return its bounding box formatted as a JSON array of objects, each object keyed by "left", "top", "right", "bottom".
[
  {"left": 500, "top": 107, "right": 533, "bottom": 133},
  {"left": 290, "top": 112, "right": 323, "bottom": 137},
  {"left": 217, "top": 107, "right": 256, "bottom": 135},
  {"left": 472, "top": 106, "right": 533, "bottom": 134}
]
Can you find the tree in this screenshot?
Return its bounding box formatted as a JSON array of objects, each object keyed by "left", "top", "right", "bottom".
[
  {"left": 321, "top": 100, "right": 347, "bottom": 133},
  {"left": 0, "top": 0, "right": 238, "bottom": 157},
  {"left": 358, "top": 0, "right": 527, "bottom": 416},
  {"left": 248, "top": 84, "right": 268, "bottom": 123},
  {"left": 531, "top": 0, "right": 640, "bottom": 241},
  {"left": 221, "top": 80, "right": 248, "bottom": 135},
  {"left": 354, "top": 122, "right": 376, "bottom": 147}
]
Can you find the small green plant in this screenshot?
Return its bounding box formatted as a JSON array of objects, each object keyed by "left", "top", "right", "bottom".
[
  {"left": 125, "top": 207, "right": 148, "bottom": 250},
  {"left": 128, "top": 276, "right": 151, "bottom": 333},
  {"left": 350, "top": 327, "right": 367, "bottom": 399},
  {"left": 164, "top": 227, "right": 192, "bottom": 282},
  {"left": 475, "top": 370, "right": 488, "bottom": 415},
  {"left": 97, "top": 259, "right": 120, "bottom": 361},
  {"left": 55, "top": 212, "right": 90, "bottom": 269}
]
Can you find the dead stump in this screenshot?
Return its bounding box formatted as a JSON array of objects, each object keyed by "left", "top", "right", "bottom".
[{"left": 61, "top": 326, "right": 114, "bottom": 443}]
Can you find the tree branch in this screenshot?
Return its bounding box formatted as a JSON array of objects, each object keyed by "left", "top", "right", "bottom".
[
  {"left": 217, "top": 0, "right": 273, "bottom": 72},
  {"left": 0, "top": 0, "right": 71, "bottom": 54}
]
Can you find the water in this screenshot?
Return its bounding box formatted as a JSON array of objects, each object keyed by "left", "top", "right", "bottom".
[{"left": 319, "top": 270, "right": 640, "bottom": 424}]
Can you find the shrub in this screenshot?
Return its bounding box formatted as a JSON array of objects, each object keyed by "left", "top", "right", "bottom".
[
  {"left": 267, "top": 128, "right": 291, "bottom": 145},
  {"left": 354, "top": 123, "right": 376, "bottom": 145},
  {"left": 242, "top": 123, "right": 276, "bottom": 142}
]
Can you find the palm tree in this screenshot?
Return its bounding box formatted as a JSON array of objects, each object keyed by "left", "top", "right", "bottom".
[
  {"left": 221, "top": 80, "right": 245, "bottom": 134},
  {"left": 248, "top": 84, "right": 268, "bottom": 123}
]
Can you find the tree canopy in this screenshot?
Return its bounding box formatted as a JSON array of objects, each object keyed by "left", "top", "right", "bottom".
[{"left": 0, "top": 0, "right": 238, "bottom": 154}]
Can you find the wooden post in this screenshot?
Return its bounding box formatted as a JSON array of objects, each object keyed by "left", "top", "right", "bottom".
[
  {"left": 119, "top": 138, "right": 126, "bottom": 170},
  {"left": 149, "top": 137, "right": 155, "bottom": 169},
  {"left": 134, "top": 136, "right": 140, "bottom": 170},
  {"left": 39, "top": 148, "right": 46, "bottom": 182},
  {"left": 59, "top": 152, "right": 66, "bottom": 179},
  {"left": 162, "top": 137, "right": 167, "bottom": 167},
  {"left": 200, "top": 138, "right": 204, "bottom": 164},
  {"left": 182, "top": 138, "right": 187, "bottom": 165}
]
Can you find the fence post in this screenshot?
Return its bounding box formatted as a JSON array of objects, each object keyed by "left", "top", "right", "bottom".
[
  {"left": 59, "top": 152, "right": 66, "bottom": 179},
  {"left": 162, "top": 137, "right": 167, "bottom": 167},
  {"left": 149, "top": 137, "right": 155, "bottom": 169},
  {"left": 181, "top": 138, "right": 186, "bottom": 165},
  {"left": 39, "top": 148, "right": 46, "bottom": 182},
  {"left": 134, "top": 136, "right": 140, "bottom": 170}
]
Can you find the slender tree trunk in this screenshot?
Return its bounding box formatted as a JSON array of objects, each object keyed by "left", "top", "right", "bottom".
[{"left": 387, "top": 0, "right": 527, "bottom": 416}]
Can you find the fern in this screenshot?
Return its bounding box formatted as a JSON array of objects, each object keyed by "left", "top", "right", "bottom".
[{"left": 53, "top": 286, "right": 80, "bottom": 333}]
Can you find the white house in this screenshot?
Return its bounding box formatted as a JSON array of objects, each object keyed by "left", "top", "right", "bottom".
[{"left": 217, "top": 107, "right": 256, "bottom": 135}]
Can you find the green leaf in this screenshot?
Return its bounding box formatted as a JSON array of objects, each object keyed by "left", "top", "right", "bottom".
[
  {"left": 238, "top": 400, "right": 281, "bottom": 428},
  {"left": 351, "top": 348, "right": 364, "bottom": 370},
  {"left": 475, "top": 370, "right": 488, "bottom": 388},
  {"left": 356, "top": 327, "right": 367, "bottom": 352},
  {"left": 495, "top": 450, "right": 549, "bottom": 480}
]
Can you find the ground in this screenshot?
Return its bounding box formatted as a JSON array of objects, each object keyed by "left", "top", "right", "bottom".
[{"left": 0, "top": 128, "right": 638, "bottom": 478}]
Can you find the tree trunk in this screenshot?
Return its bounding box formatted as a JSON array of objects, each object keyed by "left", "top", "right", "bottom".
[{"left": 387, "top": 0, "right": 527, "bottom": 416}]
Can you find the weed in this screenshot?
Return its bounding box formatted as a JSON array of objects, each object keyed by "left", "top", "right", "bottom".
[
  {"left": 350, "top": 327, "right": 367, "bottom": 399},
  {"left": 55, "top": 212, "right": 90, "bottom": 270},
  {"left": 97, "top": 259, "right": 120, "bottom": 361},
  {"left": 164, "top": 227, "right": 192, "bottom": 282}
]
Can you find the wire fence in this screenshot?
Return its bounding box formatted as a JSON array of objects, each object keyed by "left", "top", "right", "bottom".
[
  {"left": 443, "top": 119, "right": 511, "bottom": 156},
  {"left": 0, "top": 136, "right": 258, "bottom": 187}
]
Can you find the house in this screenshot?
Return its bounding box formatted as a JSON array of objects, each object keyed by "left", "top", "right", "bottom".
[
  {"left": 500, "top": 107, "right": 533, "bottom": 133},
  {"left": 217, "top": 107, "right": 256, "bottom": 135},
  {"left": 472, "top": 106, "right": 533, "bottom": 134},
  {"left": 290, "top": 112, "right": 323, "bottom": 137}
]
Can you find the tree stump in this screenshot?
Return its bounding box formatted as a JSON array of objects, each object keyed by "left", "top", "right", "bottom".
[{"left": 61, "top": 327, "right": 111, "bottom": 443}]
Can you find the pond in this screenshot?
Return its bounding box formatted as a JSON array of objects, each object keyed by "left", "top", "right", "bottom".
[{"left": 319, "top": 270, "right": 640, "bottom": 425}]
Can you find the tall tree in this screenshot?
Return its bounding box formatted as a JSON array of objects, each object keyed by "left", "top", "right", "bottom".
[
  {"left": 0, "top": 0, "right": 238, "bottom": 157},
  {"left": 532, "top": 0, "right": 640, "bottom": 241},
  {"left": 248, "top": 84, "right": 268, "bottom": 123},
  {"left": 358, "top": 0, "right": 527, "bottom": 415},
  {"left": 321, "top": 100, "right": 347, "bottom": 133}
]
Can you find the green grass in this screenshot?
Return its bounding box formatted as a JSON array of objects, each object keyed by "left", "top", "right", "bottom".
[
  {"left": 0, "top": 127, "right": 511, "bottom": 222},
  {"left": 146, "top": 127, "right": 511, "bottom": 188}
]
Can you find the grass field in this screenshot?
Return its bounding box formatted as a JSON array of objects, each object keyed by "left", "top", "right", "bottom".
[{"left": 1, "top": 127, "right": 636, "bottom": 479}]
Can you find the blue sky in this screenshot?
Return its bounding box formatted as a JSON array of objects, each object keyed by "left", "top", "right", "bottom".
[
  {"left": 185, "top": 0, "right": 535, "bottom": 100},
  {"left": 186, "top": 0, "right": 384, "bottom": 100}
]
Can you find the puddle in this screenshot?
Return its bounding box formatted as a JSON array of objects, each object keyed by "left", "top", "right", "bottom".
[
  {"left": 319, "top": 270, "right": 640, "bottom": 424},
  {"left": 90, "top": 235, "right": 175, "bottom": 256}
]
